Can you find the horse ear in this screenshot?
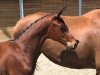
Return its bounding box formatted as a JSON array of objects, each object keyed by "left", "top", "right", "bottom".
[{"left": 56, "top": 6, "right": 67, "bottom": 17}]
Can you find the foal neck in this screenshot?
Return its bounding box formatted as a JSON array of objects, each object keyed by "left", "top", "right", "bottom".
[
  {"left": 13, "top": 16, "right": 52, "bottom": 74},
  {"left": 15, "top": 16, "right": 52, "bottom": 53}
]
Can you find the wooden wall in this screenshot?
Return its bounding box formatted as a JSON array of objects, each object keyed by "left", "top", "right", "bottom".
[
  {"left": 82, "top": 0, "right": 100, "bottom": 14},
  {"left": 24, "top": 0, "right": 100, "bottom": 16},
  {"left": 0, "top": 0, "right": 100, "bottom": 27},
  {"left": 0, "top": 0, "right": 19, "bottom": 27}
]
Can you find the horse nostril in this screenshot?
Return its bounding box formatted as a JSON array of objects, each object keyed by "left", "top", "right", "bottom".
[
  {"left": 74, "top": 40, "right": 79, "bottom": 49},
  {"left": 76, "top": 40, "right": 79, "bottom": 44}
]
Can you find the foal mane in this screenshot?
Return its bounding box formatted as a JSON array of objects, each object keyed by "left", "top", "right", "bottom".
[{"left": 14, "top": 13, "right": 53, "bottom": 40}]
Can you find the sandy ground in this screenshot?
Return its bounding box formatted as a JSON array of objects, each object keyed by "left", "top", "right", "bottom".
[
  {"left": 34, "top": 54, "right": 96, "bottom": 75},
  {"left": 0, "top": 27, "right": 96, "bottom": 75}
]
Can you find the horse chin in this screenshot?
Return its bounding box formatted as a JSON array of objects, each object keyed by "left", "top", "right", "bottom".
[
  {"left": 66, "top": 42, "right": 76, "bottom": 51},
  {"left": 66, "top": 46, "right": 75, "bottom": 51},
  {"left": 66, "top": 40, "right": 79, "bottom": 51}
]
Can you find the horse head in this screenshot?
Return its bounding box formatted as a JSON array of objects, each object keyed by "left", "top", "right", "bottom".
[{"left": 45, "top": 6, "right": 79, "bottom": 51}]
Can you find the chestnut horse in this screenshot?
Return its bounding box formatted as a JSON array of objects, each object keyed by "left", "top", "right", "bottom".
[
  {"left": 0, "top": 7, "right": 78, "bottom": 75},
  {"left": 13, "top": 9, "right": 100, "bottom": 75}
]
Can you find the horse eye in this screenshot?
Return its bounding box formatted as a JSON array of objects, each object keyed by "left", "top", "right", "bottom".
[{"left": 60, "top": 25, "right": 67, "bottom": 32}]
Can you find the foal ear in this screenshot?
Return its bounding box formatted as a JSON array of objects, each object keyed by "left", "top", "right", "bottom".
[{"left": 56, "top": 6, "right": 67, "bottom": 17}]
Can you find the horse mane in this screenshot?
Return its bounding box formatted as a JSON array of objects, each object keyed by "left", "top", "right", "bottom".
[{"left": 14, "top": 13, "right": 53, "bottom": 40}]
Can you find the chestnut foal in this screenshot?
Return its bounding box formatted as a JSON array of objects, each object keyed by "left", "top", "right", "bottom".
[{"left": 0, "top": 7, "right": 78, "bottom": 75}]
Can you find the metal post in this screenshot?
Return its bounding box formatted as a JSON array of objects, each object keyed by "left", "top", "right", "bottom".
[
  {"left": 19, "top": 0, "right": 24, "bottom": 19},
  {"left": 79, "top": 0, "right": 82, "bottom": 16}
]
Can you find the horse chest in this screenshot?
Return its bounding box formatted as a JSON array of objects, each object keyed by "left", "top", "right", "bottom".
[
  {"left": 15, "top": 52, "right": 33, "bottom": 71},
  {"left": 7, "top": 50, "right": 33, "bottom": 74}
]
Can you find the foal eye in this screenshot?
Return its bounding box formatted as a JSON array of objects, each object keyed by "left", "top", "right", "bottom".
[{"left": 60, "top": 25, "right": 67, "bottom": 32}]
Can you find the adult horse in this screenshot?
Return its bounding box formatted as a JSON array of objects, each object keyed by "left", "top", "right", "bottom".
[
  {"left": 13, "top": 9, "right": 100, "bottom": 75},
  {"left": 0, "top": 7, "right": 78, "bottom": 75}
]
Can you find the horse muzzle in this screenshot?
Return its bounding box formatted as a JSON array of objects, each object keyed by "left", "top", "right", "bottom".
[{"left": 66, "top": 40, "right": 79, "bottom": 51}]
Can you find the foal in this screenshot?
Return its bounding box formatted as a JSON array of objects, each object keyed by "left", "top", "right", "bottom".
[{"left": 0, "top": 7, "right": 78, "bottom": 75}]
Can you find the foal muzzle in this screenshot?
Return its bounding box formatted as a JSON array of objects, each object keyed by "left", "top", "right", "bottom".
[{"left": 66, "top": 40, "right": 79, "bottom": 51}]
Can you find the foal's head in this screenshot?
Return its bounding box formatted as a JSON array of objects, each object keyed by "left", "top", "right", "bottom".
[{"left": 46, "top": 6, "right": 79, "bottom": 50}]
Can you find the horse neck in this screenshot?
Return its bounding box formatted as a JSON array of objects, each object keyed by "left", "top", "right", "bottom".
[
  {"left": 15, "top": 17, "right": 51, "bottom": 53},
  {"left": 15, "top": 17, "right": 51, "bottom": 60},
  {"left": 14, "top": 17, "right": 51, "bottom": 74}
]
